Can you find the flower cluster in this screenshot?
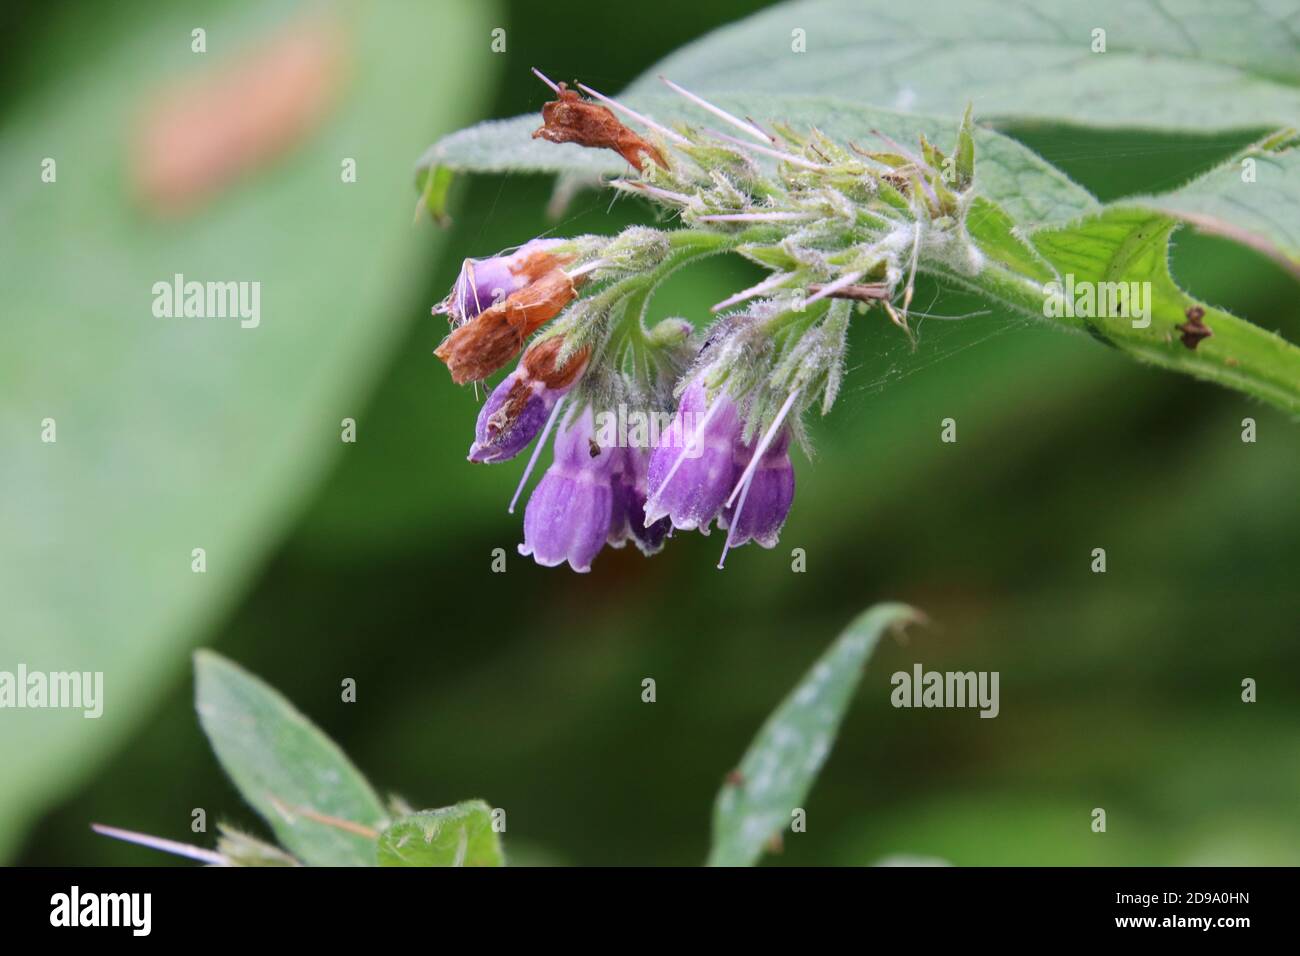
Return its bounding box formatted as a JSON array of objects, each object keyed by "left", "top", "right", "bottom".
[{"left": 428, "top": 73, "right": 983, "bottom": 572}]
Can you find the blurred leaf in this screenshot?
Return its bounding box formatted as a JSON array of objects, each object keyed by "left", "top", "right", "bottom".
[
  {"left": 708, "top": 603, "right": 923, "bottom": 867},
  {"left": 419, "top": 93, "right": 1098, "bottom": 225},
  {"left": 377, "top": 801, "right": 505, "bottom": 867},
  {"left": 194, "top": 650, "right": 386, "bottom": 867},
  {"left": 0, "top": 0, "right": 496, "bottom": 859},
  {"left": 631, "top": 0, "right": 1300, "bottom": 131}
]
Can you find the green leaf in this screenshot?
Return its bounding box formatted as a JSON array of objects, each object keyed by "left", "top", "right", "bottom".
[
  {"left": 377, "top": 802, "right": 505, "bottom": 867},
  {"left": 1025, "top": 208, "right": 1300, "bottom": 412},
  {"left": 708, "top": 603, "right": 924, "bottom": 867},
  {"left": 631, "top": 0, "right": 1300, "bottom": 132},
  {"left": 0, "top": 0, "right": 496, "bottom": 859},
  {"left": 194, "top": 651, "right": 387, "bottom": 867},
  {"left": 419, "top": 93, "right": 1098, "bottom": 226},
  {"left": 1128, "top": 139, "right": 1300, "bottom": 276}
]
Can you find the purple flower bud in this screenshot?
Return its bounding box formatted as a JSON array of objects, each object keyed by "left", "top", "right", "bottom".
[
  {"left": 643, "top": 380, "right": 742, "bottom": 533},
  {"left": 468, "top": 370, "right": 562, "bottom": 464},
  {"left": 518, "top": 407, "right": 619, "bottom": 572},
  {"left": 719, "top": 430, "right": 796, "bottom": 549},
  {"left": 608, "top": 447, "right": 671, "bottom": 555},
  {"left": 443, "top": 238, "right": 566, "bottom": 325}
]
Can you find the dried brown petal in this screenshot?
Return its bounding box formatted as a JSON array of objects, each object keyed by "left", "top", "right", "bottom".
[
  {"left": 490, "top": 340, "right": 590, "bottom": 423},
  {"left": 522, "top": 336, "right": 589, "bottom": 390},
  {"left": 533, "top": 86, "right": 667, "bottom": 170},
  {"left": 434, "top": 269, "right": 578, "bottom": 384}
]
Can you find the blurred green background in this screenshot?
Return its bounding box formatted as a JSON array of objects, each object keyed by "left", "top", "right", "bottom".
[{"left": 5, "top": 0, "right": 1298, "bottom": 866}]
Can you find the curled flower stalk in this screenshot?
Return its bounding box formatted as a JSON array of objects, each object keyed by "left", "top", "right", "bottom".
[{"left": 428, "top": 73, "right": 988, "bottom": 572}]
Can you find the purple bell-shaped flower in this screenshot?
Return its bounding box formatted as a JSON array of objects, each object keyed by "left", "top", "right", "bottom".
[
  {"left": 468, "top": 371, "right": 564, "bottom": 464},
  {"left": 718, "top": 429, "right": 796, "bottom": 549},
  {"left": 518, "top": 406, "right": 618, "bottom": 572},
  {"left": 608, "top": 447, "right": 671, "bottom": 555},
  {"left": 467, "top": 337, "right": 589, "bottom": 464},
  {"left": 643, "top": 378, "right": 743, "bottom": 533}
]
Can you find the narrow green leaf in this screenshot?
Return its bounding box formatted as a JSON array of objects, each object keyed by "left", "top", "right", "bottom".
[
  {"left": 632, "top": 0, "right": 1300, "bottom": 131},
  {"left": 377, "top": 802, "right": 505, "bottom": 867},
  {"left": 955, "top": 104, "right": 976, "bottom": 190},
  {"left": 194, "top": 651, "right": 387, "bottom": 867},
  {"left": 708, "top": 603, "right": 924, "bottom": 868}
]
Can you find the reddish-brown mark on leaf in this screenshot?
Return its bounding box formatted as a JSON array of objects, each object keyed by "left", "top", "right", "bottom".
[{"left": 1175, "top": 305, "right": 1213, "bottom": 350}]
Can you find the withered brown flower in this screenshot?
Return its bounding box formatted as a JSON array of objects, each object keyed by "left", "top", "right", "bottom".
[
  {"left": 433, "top": 267, "right": 579, "bottom": 384},
  {"left": 533, "top": 85, "right": 667, "bottom": 170}
]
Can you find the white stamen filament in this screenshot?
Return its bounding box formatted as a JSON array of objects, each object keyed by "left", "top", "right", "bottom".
[
  {"left": 574, "top": 83, "right": 691, "bottom": 146},
  {"left": 509, "top": 397, "right": 566, "bottom": 515},
  {"left": 711, "top": 271, "right": 795, "bottom": 312},
  {"left": 644, "top": 396, "right": 725, "bottom": 523},
  {"left": 91, "top": 823, "right": 229, "bottom": 866},
  {"left": 610, "top": 180, "right": 694, "bottom": 205},
  {"left": 718, "top": 388, "right": 800, "bottom": 568},
  {"left": 697, "top": 211, "right": 812, "bottom": 223},
  {"left": 803, "top": 271, "right": 864, "bottom": 307},
  {"left": 704, "top": 129, "right": 828, "bottom": 171},
  {"left": 903, "top": 219, "right": 922, "bottom": 316},
  {"left": 659, "top": 76, "right": 772, "bottom": 145},
  {"left": 565, "top": 259, "right": 608, "bottom": 280},
  {"left": 530, "top": 67, "right": 561, "bottom": 93},
  {"left": 717, "top": 475, "right": 753, "bottom": 570},
  {"left": 725, "top": 387, "right": 801, "bottom": 511}
]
